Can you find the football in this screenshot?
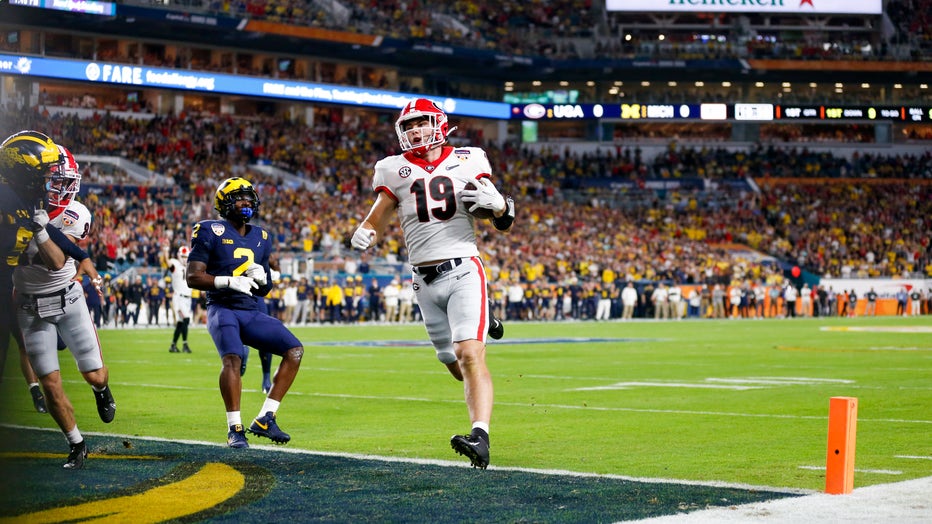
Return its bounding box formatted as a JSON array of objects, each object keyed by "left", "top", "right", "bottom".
[{"left": 463, "top": 181, "right": 496, "bottom": 220}]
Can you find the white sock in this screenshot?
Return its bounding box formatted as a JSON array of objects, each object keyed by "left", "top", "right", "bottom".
[
  {"left": 65, "top": 425, "right": 83, "bottom": 445},
  {"left": 260, "top": 399, "right": 281, "bottom": 416},
  {"left": 226, "top": 411, "right": 242, "bottom": 428},
  {"left": 28, "top": 382, "right": 39, "bottom": 389},
  {"left": 472, "top": 421, "right": 490, "bottom": 435}
]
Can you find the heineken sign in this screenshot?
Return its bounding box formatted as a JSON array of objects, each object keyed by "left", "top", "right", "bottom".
[{"left": 606, "top": 0, "right": 882, "bottom": 14}]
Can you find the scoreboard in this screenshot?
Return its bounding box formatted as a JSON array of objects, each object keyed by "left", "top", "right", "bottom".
[{"left": 510, "top": 102, "right": 932, "bottom": 122}]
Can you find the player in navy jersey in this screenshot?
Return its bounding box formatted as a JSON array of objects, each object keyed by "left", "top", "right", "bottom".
[{"left": 186, "top": 177, "right": 304, "bottom": 448}]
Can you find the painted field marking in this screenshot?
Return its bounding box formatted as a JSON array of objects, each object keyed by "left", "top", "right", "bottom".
[
  {"left": 798, "top": 466, "right": 902, "bottom": 475},
  {"left": 312, "top": 337, "right": 665, "bottom": 347},
  {"left": 894, "top": 455, "right": 932, "bottom": 460},
  {"left": 820, "top": 326, "right": 932, "bottom": 334},
  {"left": 0, "top": 461, "right": 242, "bottom": 523},
  {"left": 75, "top": 380, "right": 932, "bottom": 426},
  {"left": 575, "top": 376, "right": 855, "bottom": 391},
  {"left": 575, "top": 381, "right": 764, "bottom": 391}
]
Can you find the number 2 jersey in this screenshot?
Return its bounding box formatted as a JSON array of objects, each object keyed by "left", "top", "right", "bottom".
[
  {"left": 188, "top": 219, "right": 272, "bottom": 310},
  {"left": 372, "top": 145, "right": 490, "bottom": 266}
]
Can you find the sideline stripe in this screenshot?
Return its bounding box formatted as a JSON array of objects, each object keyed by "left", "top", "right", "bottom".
[
  {"left": 1, "top": 424, "right": 812, "bottom": 496},
  {"left": 65, "top": 380, "right": 932, "bottom": 426},
  {"left": 798, "top": 465, "right": 903, "bottom": 475}
]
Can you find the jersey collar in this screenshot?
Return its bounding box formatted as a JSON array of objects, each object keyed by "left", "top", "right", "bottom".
[{"left": 403, "top": 146, "right": 453, "bottom": 173}]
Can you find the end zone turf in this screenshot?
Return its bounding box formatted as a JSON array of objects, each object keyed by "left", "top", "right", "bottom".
[{"left": 0, "top": 426, "right": 801, "bottom": 523}]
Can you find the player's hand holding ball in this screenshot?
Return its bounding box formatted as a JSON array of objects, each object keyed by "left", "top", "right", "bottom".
[
  {"left": 245, "top": 262, "right": 267, "bottom": 285},
  {"left": 461, "top": 178, "right": 505, "bottom": 219},
  {"left": 215, "top": 275, "right": 259, "bottom": 295},
  {"left": 352, "top": 226, "right": 376, "bottom": 250}
]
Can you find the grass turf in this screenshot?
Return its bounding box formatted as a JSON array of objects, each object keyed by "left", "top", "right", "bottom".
[{"left": 1, "top": 315, "right": 929, "bottom": 520}]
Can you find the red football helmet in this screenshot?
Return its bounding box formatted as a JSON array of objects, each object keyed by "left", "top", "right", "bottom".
[
  {"left": 395, "top": 98, "right": 455, "bottom": 156},
  {"left": 47, "top": 144, "right": 81, "bottom": 217}
]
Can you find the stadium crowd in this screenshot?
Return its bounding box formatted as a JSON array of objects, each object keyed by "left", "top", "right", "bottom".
[
  {"left": 184, "top": 0, "right": 929, "bottom": 62},
  {"left": 3, "top": 106, "right": 930, "bottom": 327}
]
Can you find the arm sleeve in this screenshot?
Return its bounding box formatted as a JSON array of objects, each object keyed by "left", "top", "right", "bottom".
[
  {"left": 48, "top": 225, "right": 89, "bottom": 261},
  {"left": 491, "top": 196, "right": 515, "bottom": 232}
]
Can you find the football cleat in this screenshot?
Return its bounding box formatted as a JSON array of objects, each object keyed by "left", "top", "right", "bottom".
[
  {"left": 169, "top": 343, "right": 180, "bottom": 353},
  {"left": 488, "top": 316, "right": 504, "bottom": 340},
  {"left": 450, "top": 433, "right": 490, "bottom": 469},
  {"left": 63, "top": 440, "right": 87, "bottom": 470},
  {"left": 227, "top": 424, "right": 249, "bottom": 448},
  {"left": 30, "top": 385, "right": 48, "bottom": 413},
  {"left": 487, "top": 299, "right": 504, "bottom": 340},
  {"left": 182, "top": 342, "right": 191, "bottom": 353},
  {"left": 249, "top": 411, "right": 290, "bottom": 444},
  {"left": 94, "top": 386, "right": 116, "bottom": 423}
]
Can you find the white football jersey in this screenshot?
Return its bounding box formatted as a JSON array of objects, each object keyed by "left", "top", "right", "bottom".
[
  {"left": 13, "top": 200, "right": 92, "bottom": 295},
  {"left": 167, "top": 257, "right": 192, "bottom": 297},
  {"left": 372, "top": 146, "right": 490, "bottom": 265}
]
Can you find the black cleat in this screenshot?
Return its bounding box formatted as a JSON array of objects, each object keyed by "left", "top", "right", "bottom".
[
  {"left": 488, "top": 316, "right": 504, "bottom": 340},
  {"left": 94, "top": 386, "right": 116, "bottom": 423},
  {"left": 182, "top": 342, "right": 191, "bottom": 353},
  {"left": 249, "top": 411, "right": 291, "bottom": 444},
  {"left": 63, "top": 440, "right": 87, "bottom": 470},
  {"left": 169, "top": 343, "right": 180, "bottom": 353},
  {"left": 228, "top": 424, "right": 249, "bottom": 448},
  {"left": 30, "top": 385, "right": 47, "bottom": 413},
  {"left": 451, "top": 433, "right": 490, "bottom": 469}
]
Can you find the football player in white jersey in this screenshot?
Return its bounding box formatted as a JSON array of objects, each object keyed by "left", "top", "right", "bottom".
[
  {"left": 351, "top": 98, "right": 516, "bottom": 469},
  {"left": 167, "top": 245, "right": 193, "bottom": 353},
  {"left": 11, "top": 143, "right": 114, "bottom": 470}
]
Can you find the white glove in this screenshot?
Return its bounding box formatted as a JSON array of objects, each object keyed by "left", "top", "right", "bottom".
[
  {"left": 351, "top": 226, "right": 376, "bottom": 250},
  {"left": 461, "top": 178, "right": 506, "bottom": 215},
  {"left": 245, "top": 263, "right": 267, "bottom": 285},
  {"left": 31, "top": 209, "right": 50, "bottom": 231},
  {"left": 30, "top": 209, "right": 50, "bottom": 243},
  {"left": 215, "top": 275, "right": 259, "bottom": 295}
]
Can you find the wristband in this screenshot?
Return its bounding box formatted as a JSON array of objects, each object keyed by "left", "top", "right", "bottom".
[
  {"left": 34, "top": 228, "right": 50, "bottom": 244},
  {"left": 492, "top": 196, "right": 516, "bottom": 231}
]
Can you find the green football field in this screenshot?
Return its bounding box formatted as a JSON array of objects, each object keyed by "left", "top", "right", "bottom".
[{"left": 1, "top": 315, "right": 930, "bottom": 521}]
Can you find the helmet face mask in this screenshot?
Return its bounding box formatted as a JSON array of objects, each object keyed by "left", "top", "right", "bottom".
[
  {"left": 214, "top": 177, "right": 260, "bottom": 224},
  {"left": 395, "top": 99, "right": 452, "bottom": 156},
  {"left": 47, "top": 145, "right": 81, "bottom": 214},
  {"left": 0, "top": 130, "right": 64, "bottom": 204}
]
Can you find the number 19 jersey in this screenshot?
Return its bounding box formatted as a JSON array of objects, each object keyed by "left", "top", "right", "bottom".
[{"left": 372, "top": 146, "right": 489, "bottom": 265}]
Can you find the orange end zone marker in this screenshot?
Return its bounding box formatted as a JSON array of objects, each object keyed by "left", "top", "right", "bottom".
[{"left": 825, "top": 396, "right": 858, "bottom": 494}]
